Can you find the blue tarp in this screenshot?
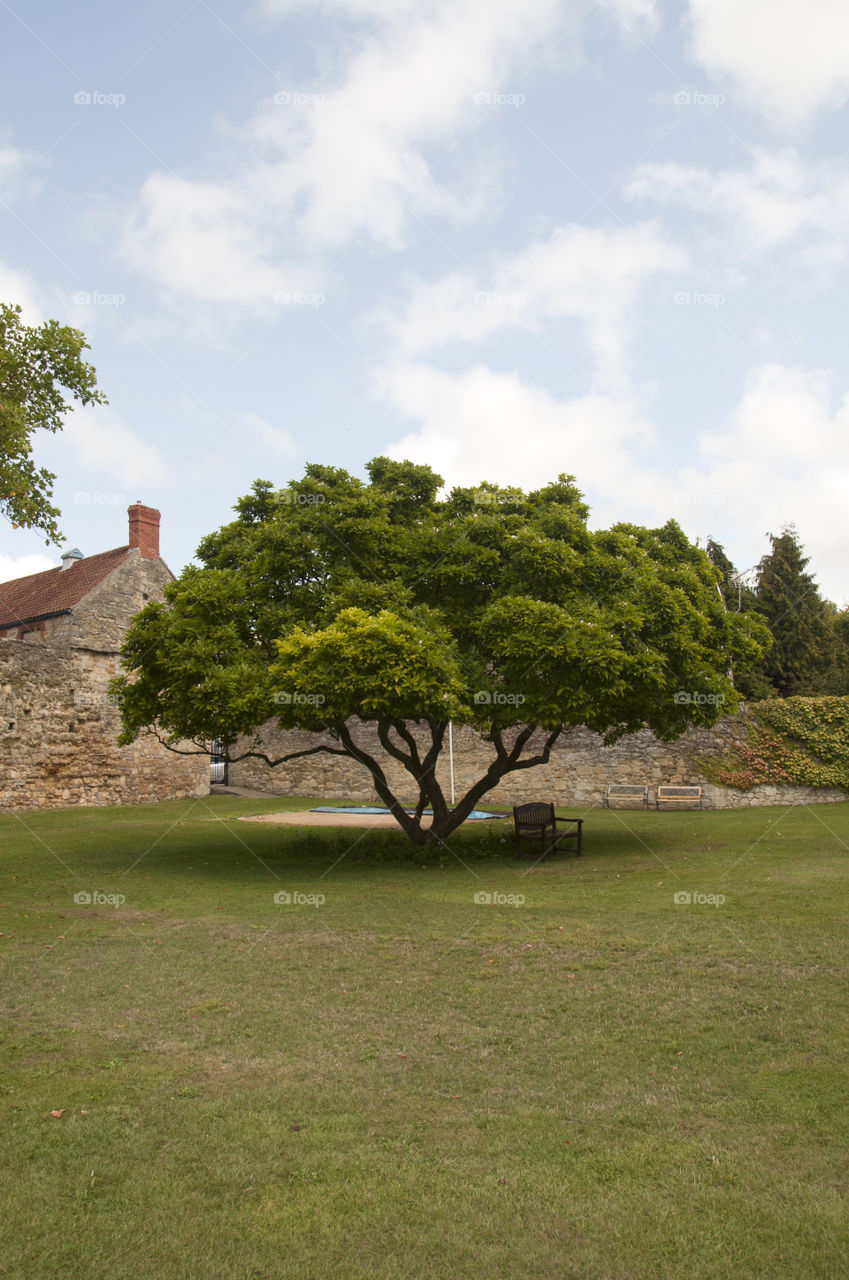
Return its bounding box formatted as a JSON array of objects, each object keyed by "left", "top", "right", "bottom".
[{"left": 310, "top": 806, "right": 500, "bottom": 820}]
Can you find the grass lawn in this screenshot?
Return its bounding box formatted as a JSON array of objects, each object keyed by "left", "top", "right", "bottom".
[{"left": 1, "top": 793, "right": 849, "bottom": 1279}]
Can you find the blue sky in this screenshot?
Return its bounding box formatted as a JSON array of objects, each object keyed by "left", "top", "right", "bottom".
[{"left": 2, "top": 0, "right": 849, "bottom": 600}]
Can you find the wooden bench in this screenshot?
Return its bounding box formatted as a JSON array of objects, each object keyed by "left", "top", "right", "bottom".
[
  {"left": 603, "top": 784, "right": 649, "bottom": 809},
  {"left": 655, "top": 786, "right": 702, "bottom": 810},
  {"left": 513, "top": 803, "right": 583, "bottom": 859}
]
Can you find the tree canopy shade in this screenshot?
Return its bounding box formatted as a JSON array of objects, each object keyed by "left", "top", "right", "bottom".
[
  {"left": 0, "top": 303, "right": 107, "bottom": 541},
  {"left": 114, "top": 459, "right": 770, "bottom": 845}
]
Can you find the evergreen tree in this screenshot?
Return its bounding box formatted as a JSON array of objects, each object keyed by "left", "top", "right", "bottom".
[{"left": 755, "top": 528, "right": 837, "bottom": 696}]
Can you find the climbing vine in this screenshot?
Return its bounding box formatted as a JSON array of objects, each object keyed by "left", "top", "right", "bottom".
[{"left": 696, "top": 696, "right": 849, "bottom": 793}]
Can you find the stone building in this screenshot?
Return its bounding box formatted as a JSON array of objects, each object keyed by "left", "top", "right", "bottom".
[{"left": 0, "top": 504, "right": 209, "bottom": 811}]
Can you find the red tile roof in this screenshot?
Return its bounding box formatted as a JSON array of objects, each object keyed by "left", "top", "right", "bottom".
[{"left": 0, "top": 546, "right": 132, "bottom": 630}]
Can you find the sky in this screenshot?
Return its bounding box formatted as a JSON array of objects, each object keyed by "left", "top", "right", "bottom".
[{"left": 2, "top": 0, "right": 849, "bottom": 601}]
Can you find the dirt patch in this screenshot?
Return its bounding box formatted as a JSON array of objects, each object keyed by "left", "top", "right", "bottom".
[{"left": 239, "top": 811, "right": 428, "bottom": 829}]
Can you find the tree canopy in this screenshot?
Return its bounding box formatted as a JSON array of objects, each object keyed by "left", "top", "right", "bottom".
[
  {"left": 0, "top": 302, "right": 107, "bottom": 542},
  {"left": 114, "top": 459, "right": 769, "bottom": 845}
]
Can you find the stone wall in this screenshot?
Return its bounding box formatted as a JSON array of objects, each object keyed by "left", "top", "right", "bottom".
[
  {"left": 226, "top": 715, "right": 846, "bottom": 810},
  {"left": 0, "top": 552, "right": 209, "bottom": 812},
  {"left": 0, "top": 638, "right": 209, "bottom": 811}
]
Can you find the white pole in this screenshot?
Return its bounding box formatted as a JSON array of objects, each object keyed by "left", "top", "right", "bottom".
[{"left": 448, "top": 720, "right": 455, "bottom": 806}]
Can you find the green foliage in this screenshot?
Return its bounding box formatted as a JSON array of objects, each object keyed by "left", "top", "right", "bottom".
[
  {"left": 755, "top": 527, "right": 838, "bottom": 696},
  {"left": 0, "top": 303, "right": 107, "bottom": 541},
  {"left": 697, "top": 696, "right": 849, "bottom": 793},
  {"left": 115, "top": 459, "right": 769, "bottom": 842}
]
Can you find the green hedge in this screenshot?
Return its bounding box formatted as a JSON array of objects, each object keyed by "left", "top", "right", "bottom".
[{"left": 696, "top": 696, "right": 849, "bottom": 793}]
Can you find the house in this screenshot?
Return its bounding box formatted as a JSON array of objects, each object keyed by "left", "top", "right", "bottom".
[{"left": 0, "top": 504, "right": 209, "bottom": 811}]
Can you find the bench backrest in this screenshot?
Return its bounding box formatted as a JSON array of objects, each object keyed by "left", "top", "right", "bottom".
[
  {"left": 513, "top": 802, "right": 556, "bottom": 828},
  {"left": 605, "top": 785, "right": 648, "bottom": 797},
  {"left": 656, "top": 786, "right": 702, "bottom": 798}
]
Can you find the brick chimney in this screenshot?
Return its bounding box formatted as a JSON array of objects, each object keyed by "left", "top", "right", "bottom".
[{"left": 128, "top": 502, "right": 161, "bottom": 560}]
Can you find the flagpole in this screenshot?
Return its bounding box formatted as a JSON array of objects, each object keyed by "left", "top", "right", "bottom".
[{"left": 448, "top": 720, "right": 455, "bottom": 805}]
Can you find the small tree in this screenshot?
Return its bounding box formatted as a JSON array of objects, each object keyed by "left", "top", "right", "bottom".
[
  {"left": 0, "top": 303, "right": 107, "bottom": 541},
  {"left": 114, "top": 460, "right": 769, "bottom": 846},
  {"left": 705, "top": 537, "right": 775, "bottom": 700}
]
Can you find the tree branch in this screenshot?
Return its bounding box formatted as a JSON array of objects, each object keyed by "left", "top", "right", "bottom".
[{"left": 142, "top": 726, "right": 350, "bottom": 768}]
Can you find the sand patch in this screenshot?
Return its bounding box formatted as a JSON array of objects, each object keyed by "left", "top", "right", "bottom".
[{"left": 239, "top": 810, "right": 427, "bottom": 829}]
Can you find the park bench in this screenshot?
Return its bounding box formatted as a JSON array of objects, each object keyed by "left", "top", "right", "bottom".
[
  {"left": 603, "top": 784, "right": 649, "bottom": 809},
  {"left": 655, "top": 786, "right": 703, "bottom": 810},
  {"left": 513, "top": 802, "right": 583, "bottom": 859}
]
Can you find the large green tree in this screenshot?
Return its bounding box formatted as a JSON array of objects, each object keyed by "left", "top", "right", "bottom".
[
  {"left": 0, "top": 302, "right": 107, "bottom": 541},
  {"left": 114, "top": 460, "right": 769, "bottom": 846}
]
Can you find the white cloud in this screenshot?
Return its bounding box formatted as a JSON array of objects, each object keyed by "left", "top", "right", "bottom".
[
  {"left": 380, "top": 221, "right": 686, "bottom": 381},
  {"left": 0, "top": 260, "right": 43, "bottom": 323},
  {"left": 376, "top": 360, "right": 663, "bottom": 524},
  {"left": 125, "top": 0, "right": 660, "bottom": 306},
  {"left": 681, "top": 363, "right": 849, "bottom": 601},
  {"left": 623, "top": 149, "right": 849, "bottom": 279},
  {"left": 685, "top": 0, "right": 849, "bottom": 129},
  {"left": 377, "top": 357, "right": 849, "bottom": 602},
  {"left": 237, "top": 410, "right": 301, "bottom": 460},
  {"left": 49, "top": 405, "right": 168, "bottom": 490},
  {"left": 0, "top": 552, "right": 56, "bottom": 584},
  {"left": 123, "top": 174, "right": 315, "bottom": 311},
  {"left": 249, "top": 0, "right": 573, "bottom": 252}
]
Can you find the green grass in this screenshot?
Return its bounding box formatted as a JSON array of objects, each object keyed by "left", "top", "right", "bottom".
[{"left": 2, "top": 793, "right": 849, "bottom": 1279}]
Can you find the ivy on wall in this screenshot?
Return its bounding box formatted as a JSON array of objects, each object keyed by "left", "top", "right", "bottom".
[{"left": 696, "top": 697, "right": 849, "bottom": 793}]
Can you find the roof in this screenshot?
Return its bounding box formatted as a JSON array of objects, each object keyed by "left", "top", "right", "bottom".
[{"left": 0, "top": 546, "right": 132, "bottom": 630}]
